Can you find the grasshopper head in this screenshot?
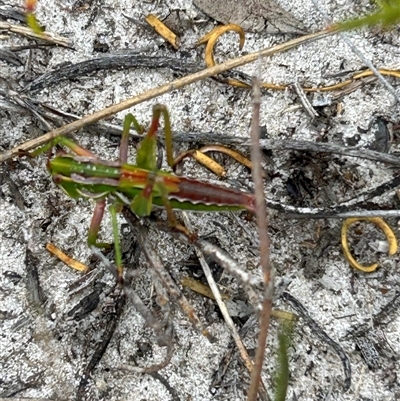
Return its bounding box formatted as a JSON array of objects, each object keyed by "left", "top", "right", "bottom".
[{"left": 52, "top": 174, "right": 81, "bottom": 199}]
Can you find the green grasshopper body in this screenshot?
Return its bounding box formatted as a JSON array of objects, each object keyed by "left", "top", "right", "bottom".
[
  {"left": 50, "top": 156, "right": 255, "bottom": 213},
  {"left": 39, "top": 105, "right": 255, "bottom": 281}
]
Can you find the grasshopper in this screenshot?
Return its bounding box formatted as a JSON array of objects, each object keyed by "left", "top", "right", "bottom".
[{"left": 35, "top": 104, "right": 255, "bottom": 282}]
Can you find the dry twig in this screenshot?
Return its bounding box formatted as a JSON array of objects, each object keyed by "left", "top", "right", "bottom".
[{"left": 247, "top": 78, "right": 273, "bottom": 401}]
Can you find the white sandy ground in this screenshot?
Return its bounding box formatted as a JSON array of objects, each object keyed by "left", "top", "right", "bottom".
[{"left": 1, "top": 0, "right": 400, "bottom": 400}]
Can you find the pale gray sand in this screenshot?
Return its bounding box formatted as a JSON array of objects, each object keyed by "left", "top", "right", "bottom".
[{"left": 1, "top": 1, "right": 400, "bottom": 400}]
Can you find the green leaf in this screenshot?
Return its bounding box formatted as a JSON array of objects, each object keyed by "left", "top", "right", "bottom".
[
  {"left": 337, "top": 0, "right": 400, "bottom": 31},
  {"left": 26, "top": 13, "right": 45, "bottom": 34},
  {"left": 274, "top": 321, "right": 294, "bottom": 401}
]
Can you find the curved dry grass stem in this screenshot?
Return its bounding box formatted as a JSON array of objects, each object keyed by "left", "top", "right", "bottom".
[
  {"left": 341, "top": 217, "right": 398, "bottom": 272},
  {"left": 261, "top": 68, "right": 400, "bottom": 92},
  {"left": 0, "top": 27, "right": 338, "bottom": 163},
  {"left": 199, "top": 24, "right": 247, "bottom": 87}
]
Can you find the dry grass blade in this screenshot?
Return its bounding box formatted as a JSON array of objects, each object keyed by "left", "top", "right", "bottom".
[
  {"left": 180, "top": 276, "right": 230, "bottom": 300},
  {"left": 76, "top": 291, "right": 126, "bottom": 399},
  {"left": 198, "top": 24, "right": 247, "bottom": 88},
  {"left": 0, "top": 21, "right": 73, "bottom": 48},
  {"left": 173, "top": 149, "right": 227, "bottom": 177},
  {"left": 91, "top": 244, "right": 175, "bottom": 373},
  {"left": 145, "top": 14, "right": 180, "bottom": 50},
  {"left": 282, "top": 292, "right": 352, "bottom": 390},
  {"left": 198, "top": 145, "right": 254, "bottom": 171},
  {"left": 46, "top": 243, "right": 89, "bottom": 272},
  {"left": 0, "top": 28, "right": 338, "bottom": 163}
]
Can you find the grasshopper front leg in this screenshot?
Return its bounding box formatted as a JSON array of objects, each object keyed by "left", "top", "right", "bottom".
[
  {"left": 31, "top": 135, "right": 97, "bottom": 159},
  {"left": 42, "top": 136, "right": 126, "bottom": 282},
  {"left": 124, "top": 104, "right": 176, "bottom": 219},
  {"left": 87, "top": 199, "right": 123, "bottom": 282}
]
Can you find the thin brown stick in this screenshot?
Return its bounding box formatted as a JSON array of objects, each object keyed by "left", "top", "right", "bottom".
[
  {"left": 0, "top": 28, "right": 338, "bottom": 163},
  {"left": 247, "top": 78, "right": 273, "bottom": 401}
]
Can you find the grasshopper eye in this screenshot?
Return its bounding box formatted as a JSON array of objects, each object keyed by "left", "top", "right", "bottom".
[{"left": 52, "top": 175, "right": 63, "bottom": 185}]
